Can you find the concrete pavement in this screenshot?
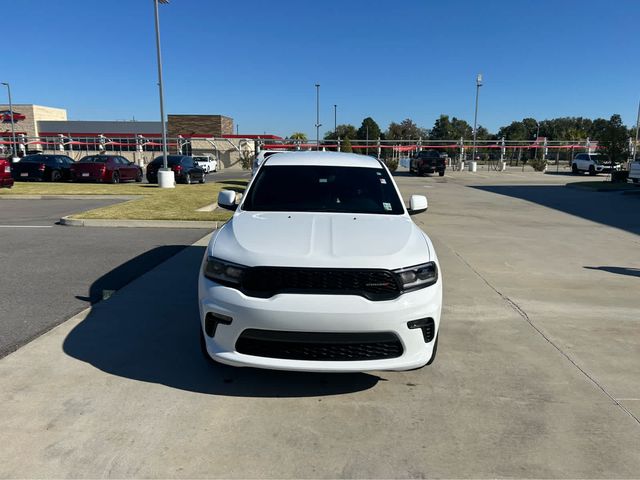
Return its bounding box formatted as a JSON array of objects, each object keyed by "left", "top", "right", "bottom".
[
  {"left": 0, "top": 170, "right": 639, "bottom": 477},
  {"left": 0, "top": 199, "right": 211, "bottom": 358}
]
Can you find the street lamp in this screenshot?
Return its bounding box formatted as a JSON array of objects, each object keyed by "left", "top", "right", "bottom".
[
  {"left": 471, "top": 73, "right": 482, "bottom": 167},
  {"left": 634, "top": 99, "right": 640, "bottom": 162},
  {"left": 1, "top": 82, "right": 17, "bottom": 162},
  {"left": 315, "top": 84, "right": 321, "bottom": 150},
  {"left": 333, "top": 104, "right": 337, "bottom": 137},
  {"left": 153, "top": 0, "right": 174, "bottom": 188}
]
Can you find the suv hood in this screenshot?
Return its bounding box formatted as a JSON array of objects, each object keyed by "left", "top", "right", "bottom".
[{"left": 210, "top": 211, "right": 431, "bottom": 269}]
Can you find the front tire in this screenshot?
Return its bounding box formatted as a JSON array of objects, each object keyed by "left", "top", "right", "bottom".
[
  {"left": 438, "top": 171, "right": 445, "bottom": 177},
  {"left": 111, "top": 172, "right": 120, "bottom": 184},
  {"left": 572, "top": 164, "right": 579, "bottom": 174},
  {"left": 185, "top": 173, "right": 192, "bottom": 185},
  {"left": 135, "top": 170, "right": 143, "bottom": 182},
  {"left": 588, "top": 165, "right": 596, "bottom": 176},
  {"left": 199, "top": 174, "right": 206, "bottom": 184},
  {"left": 50, "top": 170, "right": 62, "bottom": 182}
]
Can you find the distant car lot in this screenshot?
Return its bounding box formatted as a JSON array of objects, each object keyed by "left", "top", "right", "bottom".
[
  {"left": 0, "top": 198, "right": 210, "bottom": 358},
  {"left": 1, "top": 170, "right": 638, "bottom": 477}
]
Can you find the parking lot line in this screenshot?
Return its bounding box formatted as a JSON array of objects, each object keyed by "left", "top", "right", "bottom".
[{"left": 0, "top": 225, "right": 53, "bottom": 228}]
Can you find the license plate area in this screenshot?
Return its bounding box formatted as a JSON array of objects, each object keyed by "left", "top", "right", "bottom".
[{"left": 82, "top": 172, "right": 90, "bottom": 177}]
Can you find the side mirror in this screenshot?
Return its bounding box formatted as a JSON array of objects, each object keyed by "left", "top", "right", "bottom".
[
  {"left": 408, "top": 195, "right": 428, "bottom": 215},
  {"left": 218, "top": 189, "right": 238, "bottom": 211}
]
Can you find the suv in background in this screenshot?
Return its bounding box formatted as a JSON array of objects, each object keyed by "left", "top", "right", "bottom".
[
  {"left": 572, "top": 153, "right": 620, "bottom": 175},
  {"left": 410, "top": 150, "right": 447, "bottom": 177},
  {"left": 193, "top": 154, "right": 218, "bottom": 173}
]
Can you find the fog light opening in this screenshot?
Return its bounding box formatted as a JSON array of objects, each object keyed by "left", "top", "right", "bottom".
[
  {"left": 407, "top": 318, "right": 435, "bottom": 343},
  {"left": 204, "top": 312, "right": 233, "bottom": 338}
]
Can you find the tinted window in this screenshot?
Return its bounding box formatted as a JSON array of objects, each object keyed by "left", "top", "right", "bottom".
[
  {"left": 243, "top": 165, "right": 405, "bottom": 215},
  {"left": 151, "top": 155, "right": 183, "bottom": 166},
  {"left": 182, "top": 158, "right": 194, "bottom": 168},
  {"left": 79, "top": 156, "right": 108, "bottom": 163},
  {"left": 20, "top": 155, "right": 49, "bottom": 163}
]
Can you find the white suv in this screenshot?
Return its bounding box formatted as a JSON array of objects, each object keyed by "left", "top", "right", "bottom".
[
  {"left": 572, "top": 153, "right": 620, "bottom": 175},
  {"left": 193, "top": 154, "right": 218, "bottom": 173},
  {"left": 198, "top": 152, "right": 442, "bottom": 372}
]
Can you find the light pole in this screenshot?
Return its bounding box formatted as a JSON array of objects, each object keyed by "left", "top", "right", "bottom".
[
  {"left": 153, "top": 0, "right": 174, "bottom": 188},
  {"left": 634, "top": 99, "right": 640, "bottom": 162},
  {"left": 471, "top": 73, "right": 482, "bottom": 167},
  {"left": 315, "top": 84, "right": 321, "bottom": 150},
  {"left": 1, "top": 82, "right": 17, "bottom": 161},
  {"left": 333, "top": 104, "right": 337, "bottom": 137}
]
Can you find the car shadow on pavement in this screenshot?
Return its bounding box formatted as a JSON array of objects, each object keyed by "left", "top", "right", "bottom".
[
  {"left": 63, "top": 245, "right": 380, "bottom": 397},
  {"left": 584, "top": 266, "right": 640, "bottom": 278},
  {"left": 472, "top": 185, "right": 640, "bottom": 236}
]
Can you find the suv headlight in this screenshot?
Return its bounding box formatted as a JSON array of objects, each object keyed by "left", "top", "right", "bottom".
[
  {"left": 394, "top": 262, "right": 438, "bottom": 291},
  {"left": 203, "top": 257, "right": 246, "bottom": 286}
]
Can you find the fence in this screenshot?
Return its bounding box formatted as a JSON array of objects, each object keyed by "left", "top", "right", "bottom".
[{"left": 1, "top": 134, "right": 635, "bottom": 171}]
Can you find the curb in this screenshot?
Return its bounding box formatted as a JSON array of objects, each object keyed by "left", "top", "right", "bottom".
[
  {"left": 60, "top": 216, "right": 218, "bottom": 229},
  {"left": 0, "top": 194, "right": 140, "bottom": 200}
]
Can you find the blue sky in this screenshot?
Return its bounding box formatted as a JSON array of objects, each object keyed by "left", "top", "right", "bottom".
[{"left": 3, "top": 0, "right": 639, "bottom": 138}]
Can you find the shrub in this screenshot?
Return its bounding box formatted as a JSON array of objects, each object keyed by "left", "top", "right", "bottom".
[
  {"left": 530, "top": 157, "right": 547, "bottom": 172},
  {"left": 385, "top": 157, "right": 398, "bottom": 172}
]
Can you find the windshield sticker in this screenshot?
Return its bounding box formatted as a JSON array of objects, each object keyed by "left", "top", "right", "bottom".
[
  {"left": 383, "top": 202, "right": 392, "bottom": 211},
  {"left": 380, "top": 179, "right": 387, "bottom": 184}
]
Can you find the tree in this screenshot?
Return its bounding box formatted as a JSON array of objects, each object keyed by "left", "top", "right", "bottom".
[
  {"left": 324, "top": 124, "right": 357, "bottom": 141},
  {"left": 290, "top": 132, "right": 307, "bottom": 141},
  {"left": 356, "top": 117, "right": 382, "bottom": 142},
  {"left": 341, "top": 136, "right": 353, "bottom": 153},
  {"left": 591, "top": 114, "right": 630, "bottom": 162},
  {"left": 385, "top": 118, "right": 428, "bottom": 140}
]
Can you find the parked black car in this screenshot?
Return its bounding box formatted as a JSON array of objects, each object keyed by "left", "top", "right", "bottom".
[
  {"left": 11, "top": 154, "right": 75, "bottom": 182},
  {"left": 146, "top": 155, "right": 206, "bottom": 184},
  {"left": 409, "top": 150, "right": 447, "bottom": 177}
]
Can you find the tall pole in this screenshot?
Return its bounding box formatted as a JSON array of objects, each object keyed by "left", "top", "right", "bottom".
[
  {"left": 472, "top": 73, "right": 482, "bottom": 165},
  {"left": 333, "top": 104, "right": 337, "bottom": 137},
  {"left": 366, "top": 125, "right": 369, "bottom": 155},
  {"left": 634, "top": 99, "right": 640, "bottom": 161},
  {"left": 1, "top": 82, "right": 17, "bottom": 160},
  {"left": 153, "top": 0, "right": 170, "bottom": 179},
  {"left": 315, "top": 84, "right": 321, "bottom": 150}
]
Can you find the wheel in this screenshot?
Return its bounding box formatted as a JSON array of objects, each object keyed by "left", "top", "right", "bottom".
[
  {"left": 425, "top": 335, "right": 439, "bottom": 366},
  {"left": 588, "top": 165, "right": 596, "bottom": 176},
  {"left": 111, "top": 172, "right": 120, "bottom": 184},
  {"left": 50, "top": 170, "right": 62, "bottom": 182},
  {"left": 438, "top": 171, "right": 445, "bottom": 177},
  {"left": 200, "top": 328, "right": 218, "bottom": 367},
  {"left": 135, "top": 170, "right": 143, "bottom": 182},
  {"left": 572, "top": 163, "right": 578, "bottom": 174},
  {"left": 199, "top": 174, "right": 206, "bottom": 184},
  {"left": 185, "top": 173, "right": 192, "bottom": 185}
]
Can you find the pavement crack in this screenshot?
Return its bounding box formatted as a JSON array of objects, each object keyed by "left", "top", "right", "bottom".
[{"left": 448, "top": 246, "right": 640, "bottom": 427}]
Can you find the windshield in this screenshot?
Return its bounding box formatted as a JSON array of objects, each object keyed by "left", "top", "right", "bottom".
[
  {"left": 242, "top": 165, "right": 405, "bottom": 215},
  {"left": 590, "top": 155, "right": 610, "bottom": 164}
]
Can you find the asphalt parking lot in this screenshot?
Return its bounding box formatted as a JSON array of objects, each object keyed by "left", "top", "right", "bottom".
[
  {"left": 0, "top": 199, "right": 210, "bottom": 357},
  {"left": 0, "top": 170, "right": 639, "bottom": 478}
]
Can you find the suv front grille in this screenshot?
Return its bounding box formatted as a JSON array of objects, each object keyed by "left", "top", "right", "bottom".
[
  {"left": 236, "top": 329, "right": 404, "bottom": 361},
  {"left": 241, "top": 267, "right": 401, "bottom": 301}
]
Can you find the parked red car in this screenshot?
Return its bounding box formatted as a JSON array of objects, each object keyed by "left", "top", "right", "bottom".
[
  {"left": 70, "top": 155, "right": 143, "bottom": 183},
  {"left": 0, "top": 158, "right": 14, "bottom": 188}
]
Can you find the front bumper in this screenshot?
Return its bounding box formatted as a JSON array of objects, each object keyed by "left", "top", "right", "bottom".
[{"left": 198, "top": 274, "right": 442, "bottom": 372}]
